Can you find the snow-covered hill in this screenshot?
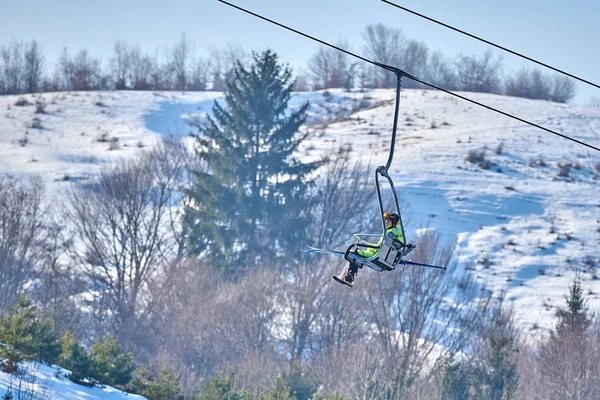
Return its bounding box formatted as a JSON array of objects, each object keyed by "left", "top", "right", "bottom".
[
  {"left": 1, "top": 88, "right": 599, "bottom": 334},
  {"left": 0, "top": 360, "right": 145, "bottom": 399}
]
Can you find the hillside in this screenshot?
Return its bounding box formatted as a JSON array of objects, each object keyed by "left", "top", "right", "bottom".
[
  {"left": 1, "top": 88, "right": 599, "bottom": 333},
  {"left": 0, "top": 360, "right": 145, "bottom": 399}
]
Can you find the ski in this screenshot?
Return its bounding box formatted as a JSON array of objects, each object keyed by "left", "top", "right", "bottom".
[
  {"left": 403, "top": 260, "right": 446, "bottom": 270},
  {"left": 305, "top": 245, "right": 345, "bottom": 256}
]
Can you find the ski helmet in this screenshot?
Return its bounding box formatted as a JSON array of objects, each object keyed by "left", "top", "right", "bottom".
[{"left": 384, "top": 212, "right": 400, "bottom": 226}]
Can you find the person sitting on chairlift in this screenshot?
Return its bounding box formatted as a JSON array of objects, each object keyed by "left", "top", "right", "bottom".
[{"left": 334, "top": 212, "right": 405, "bottom": 287}]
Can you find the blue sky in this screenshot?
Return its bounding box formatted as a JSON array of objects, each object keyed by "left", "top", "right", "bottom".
[{"left": 2, "top": 0, "right": 599, "bottom": 103}]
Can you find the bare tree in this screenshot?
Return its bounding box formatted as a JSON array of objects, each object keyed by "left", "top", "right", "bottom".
[
  {"left": 505, "top": 68, "right": 576, "bottom": 103},
  {"left": 208, "top": 43, "right": 247, "bottom": 91},
  {"left": 426, "top": 51, "right": 457, "bottom": 90},
  {"left": 59, "top": 49, "right": 102, "bottom": 91},
  {"left": 400, "top": 40, "right": 429, "bottom": 89},
  {"left": 551, "top": 75, "right": 576, "bottom": 103},
  {"left": 110, "top": 40, "right": 131, "bottom": 89},
  {"left": 0, "top": 39, "right": 24, "bottom": 95},
  {"left": 23, "top": 40, "right": 44, "bottom": 93},
  {"left": 57, "top": 47, "right": 71, "bottom": 91},
  {"left": 171, "top": 34, "right": 191, "bottom": 91},
  {"left": 362, "top": 230, "right": 489, "bottom": 399},
  {"left": 455, "top": 49, "right": 503, "bottom": 94},
  {"left": 188, "top": 58, "right": 209, "bottom": 91},
  {"left": 141, "top": 259, "right": 223, "bottom": 397},
  {"left": 308, "top": 40, "right": 356, "bottom": 90},
  {"left": 293, "top": 69, "right": 311, "bottom": 92},
  {"left": 308, "top": 149, "right": 377, "bottom": 252},
  {"left": 308, "top": 47, "right": 333, "bottom": 90},
  {"left": 505, "top": 68, "right": 533, "bottom": 99},
  {"left": 0, "top": 176, "right": 46, "bottom": 314},
  {"left": 144, "top": 261, "right": 285, "bottom": 396},
  {"left": 29, "top": 208, "right": 85, "bottom": 338},
  {"left": 129, "top": 45, "right": 153, "bottom": 90},
  {"left": 65, "top": 142, "right": 189, "bottom": 345},
  {"left": 362, "top": 24, "right": 406, "bottom": 88}
]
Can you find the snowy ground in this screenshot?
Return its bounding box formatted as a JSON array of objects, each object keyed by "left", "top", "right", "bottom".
[
  {"left": 1, "top": 88, "right": 599, "bottom": 335},
  {"left": 0, "top": 360, "right": 145, "bottom": 399}
]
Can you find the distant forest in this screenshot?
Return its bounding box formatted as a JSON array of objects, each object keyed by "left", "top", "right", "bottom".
[{"left": 0, "top": 24, "right": 576, "bottom": 103}]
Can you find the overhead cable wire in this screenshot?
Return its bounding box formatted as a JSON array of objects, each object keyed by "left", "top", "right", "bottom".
[
  {"left": 217, "top": 0, "right": 600, "bottom": 152},
  {"left": 381, "top": 0, "right": 600, "bottom": 90}
]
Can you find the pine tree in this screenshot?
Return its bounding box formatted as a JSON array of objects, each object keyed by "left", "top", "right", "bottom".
[
  {"left": 0, "top": 294, "right": 38, "bottom": 371},
  {"left": 58, "top": 331, "right": 92, "bottom": 385},
  {"left": 474, "top": 298, "right": 518, "bottom": 400},
  {"left": 258, "top": 377, "right": 293, "bottom": 400},
  {"left": 557, "top": 275, "right": 590, "bottom": 333},
  {"left": 440, "top": 361, "right": 472, "bottom": 400},
  {"left": 441, "top": 296, "right": 518, "bottom": 400},
  {"left": 184, "top": 49, "right": 320, "bottom": 273},
  {"left": 0, "top": 293, "right": 62, "bottom": 371},
  {"left": 196, "top": 369, "right": 241, "bottom": 400},
  {"left": 33, "top": 319, "right": 61, "bottom": 365},
  {"left": 90, "top": 333, "right": 136, "bottom": 387},
  {"left": 537, "top": 276, "right": 599, "bottom": 399},
  {"left": 280, "top": 363, "right": 317, "bottom": 400},
  {"left": 131, "top": 366, "right": 183, "bottom": 400}
]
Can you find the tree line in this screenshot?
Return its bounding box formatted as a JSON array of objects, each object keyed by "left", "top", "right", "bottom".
[
  {"left": 0, "top": 49, "right": 594, "bottom": 399},
  {"left": 0, "top": 24, "right": 576, "bottom": 103}
]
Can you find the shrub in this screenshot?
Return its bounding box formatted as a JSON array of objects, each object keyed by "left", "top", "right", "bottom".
[
  {"left": 494, "top": 141, "right": 504, "bottom": 155},
  {"left": 353, "top": 96, "right": 371, "bottom": 111},
  {"left": 28, "top": 117, "right": 43, "bottom": 129},
  {"left": 557, "top": 162, "right": 571, "bottom": 177},
  {"left": 14, "top": 98, "right": 28, "bottom": 107},
  {"left": 18, "top": 135, "right": 28, "bottom": 147},
  {"left": 97, "top": 132, "right": 109, "bottom": 143},
  {"left": 479, "top": 159, "right": 492, "bottom": 170},
  {"left": 466, "top": 149, "right": 486, "bottom": 164},
  {"left": 35, "top": 103, "right": 46, "bottom": 114},
  {"left": 108, "top": 139, "right": 120, "bottom": 151}
]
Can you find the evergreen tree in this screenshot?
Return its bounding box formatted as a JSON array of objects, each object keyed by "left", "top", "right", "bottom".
[
  {"left": 440, "top": 296, "right": 518, "bottom": 400},
  {"left": 440, "top": 361, "right": 472, "bottom": 400},
  {"left": 258, "top": 377, "right": 293, "bottom": 400},
  {"left": 185, "top": 49, "right": 320, "bottom": 273},
  {"left": 90, "top": 333, "right": 136, "bottom": 387},
  {"left": 0, "top": 294, "right": 38, "bottom": 370},
  {"left": 472, "top": 297, "right": 518, "bottom": 400},
  {"left": 556, "top": 275, "right": 590, "bottom": 333},
  {"left": 537, "top": 276, "right": 599, "bottom": 399},
  {"left": 131, "top": 366, "right": 183, "bottom": 400},
  {"left": 281, "top": 363, "right": 317, "bottom": 400},
  {"left": 33, "top": 319, "right": 61, "bottom": 365},
  {"left": 0, "top": 294, "right": 60, "bottom": 370},
  {"left": 58, "top": 331, "right": 92, "bottom": 386},
  {"left": 196, "top": 369, "right": 241, "bottom": 400}
]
